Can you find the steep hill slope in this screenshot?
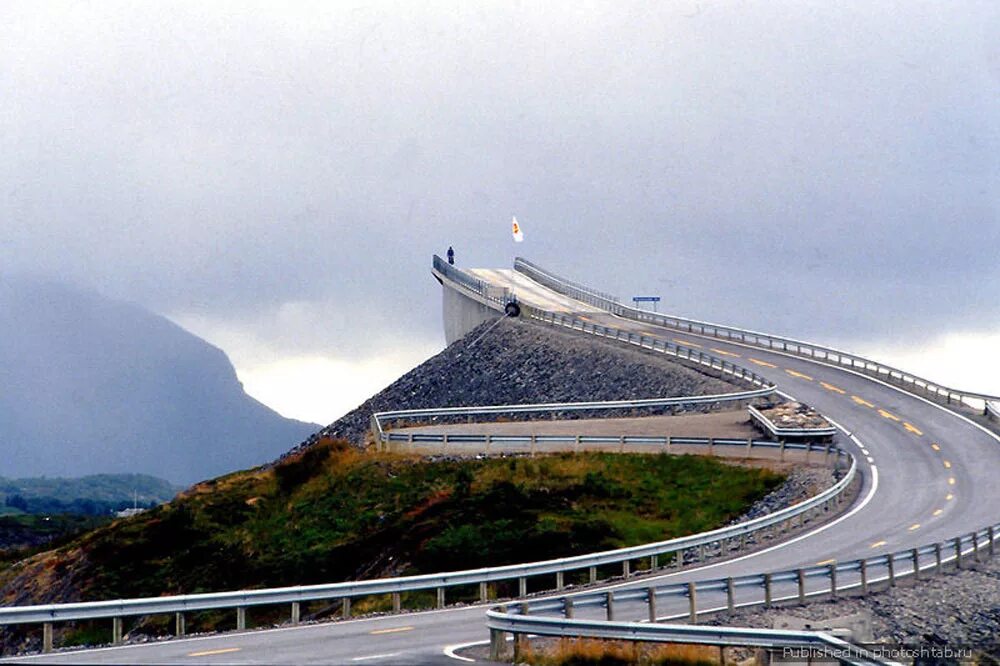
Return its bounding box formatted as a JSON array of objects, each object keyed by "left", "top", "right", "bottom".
[
  {"left": 291, "top": 317, "right": 739, "bottom": 454},
  {"left": 0, "top": 277, "right": 317, "bottom": 484}
]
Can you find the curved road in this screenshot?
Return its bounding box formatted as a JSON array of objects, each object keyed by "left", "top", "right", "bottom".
[{"left": 8, "top": 267, "right": 999, "bottom": 664}]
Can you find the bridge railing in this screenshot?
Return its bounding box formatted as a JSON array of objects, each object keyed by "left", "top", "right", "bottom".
[{"left": 513, "top": 257, "right": 1000, "bottom": 414}]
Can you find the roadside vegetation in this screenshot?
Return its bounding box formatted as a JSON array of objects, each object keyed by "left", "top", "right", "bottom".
[
  {"left": 0, "top": 439, "right": 783, "bottom": 648},
  {"left": 519, "top": 638, "right": 721, "bottom": 666}
]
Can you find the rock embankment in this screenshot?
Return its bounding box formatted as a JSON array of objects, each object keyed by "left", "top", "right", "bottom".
[
  {"left": 286, "top": 318, "right": 741, "bottom": 457},
  {"left": 707, "top": 555, "right": 1000, "bottom": 655}
]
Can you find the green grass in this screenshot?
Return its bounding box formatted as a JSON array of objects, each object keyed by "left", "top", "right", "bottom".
[{"left": 6, "top": 439, "right": 784, "bottom": 604}]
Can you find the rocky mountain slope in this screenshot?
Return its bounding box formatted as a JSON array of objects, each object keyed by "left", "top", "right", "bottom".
[
  {"left": 0, "top": 277, "right": 317, "bottom": 484},
  {"left": 291, "top": 317, "right": 740, "bottom": 455}
]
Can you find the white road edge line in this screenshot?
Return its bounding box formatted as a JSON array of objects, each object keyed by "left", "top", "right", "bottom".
[
  {"left": 443, "top": 641, "right": 480, "bottom": 662},
  {"left": 351, "top": 653, "right": 400, "bottom": 662}
]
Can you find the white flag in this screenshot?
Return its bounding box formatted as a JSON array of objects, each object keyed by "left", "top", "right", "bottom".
[{"left": 512, "top": 216, "right": 524, "bottom": 243}]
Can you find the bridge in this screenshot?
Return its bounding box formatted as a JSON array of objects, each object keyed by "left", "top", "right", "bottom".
[{"left": 3, "top": 256, "right": 999, "bottom": 664}]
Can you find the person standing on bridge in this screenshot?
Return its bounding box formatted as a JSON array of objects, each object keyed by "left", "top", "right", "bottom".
[{"left": 447, "top": 246, "right": 455, "bottom": 265}]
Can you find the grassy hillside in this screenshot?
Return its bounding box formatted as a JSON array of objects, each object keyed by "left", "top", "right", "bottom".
[{"left": 0, "top": 440, "right": 782, "bottom": 608}]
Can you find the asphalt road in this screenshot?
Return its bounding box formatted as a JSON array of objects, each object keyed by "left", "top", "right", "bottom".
[{"left": 7, "top": 268, "right": 999, "bottom": 665}]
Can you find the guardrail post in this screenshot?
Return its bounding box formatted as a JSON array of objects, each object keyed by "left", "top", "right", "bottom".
[
  {"left": 647, "top": 587, "right": 657, "bottom": 622},
  {"left": 990, "top": 527, "right": 996, "bottom": 557},
  {"left": 589, "top": 566, "right": 597, "bottom": 583},
  {"left": 518, "top": 577, "right": 527, "bottom": 597},
  {"left": 236, "top": 607, "right": 246, "bottom": 631},
  {"left": 824, "top": 444, "right": 831, "bottom": 465},
  {"left": 698, "top": 543, "right": 705, "bottom": 562},
  {"left": 407, "top": 433, "right": 414, "bottom": 453},
  {"left": 796, "top": 569, "right": 805, "bottom": 604},
  {"left": 829, "top": 564, "right": 837, "bottom": 598},
  {"left": 563, "top": 597, "right": 574, "bottom": 619},
  {"left": 556, "top": 571, "right": 564, "bottom": 591},
  {"left": 860, "top": 560, "right": 868, "bottom": 595},
  {"left": 42, "top": 622, "right": 53, "bottom": 653},
  {"left": 176, "top": 611, "right": 186, "bottom": 635},
  {"left": 489, "top": 624, "right": 507, "bottom": 662},
  {"left": 574, "top": 434, "right": 581, "bottom": 453},
  {"left": 623, "top": 559, "right": 631, "bottom": 578},
  {"left": 513, "top": 630, "right": 526, "bottom": 662},
  {"left": 619, "top": 435, "right": 625, "bottom": 453},
  {"left": 436, "top": 587, "right": 446, "bottom": 609},
  {"left": 485, "top": 434, "right": 492, "bottom": 454},
  {"left": 973, "top": 532, "right": 981, "bottom": 562},
  {"left": 650, "top": 554, "right": 658, "bottom": 570},
  {"left": 955, "top": 537, "right": 963, "bottom": 569},
  {"left": 912, "top": 548, "right": 920, "bottom": 579},
  {"left": 935, "top": 543, "right": 943, "bottom": 574},
  {"left": 726, "top": 577, "right": 735, "bottom": 612},
  {"left": 478, "top": 583, "right": 488, "bottom": 604},
  {"left": 887, "top": 555, "right": 895, "bottom": 587},
  {"left": 764, "top": 574, "right": 772, "bottom": 607},
  {"left": 709, "top": 437, "right": 715, "bottom": 457},
  {"left": 746, "top": 438, "right": 752, "bottom": 456},
  {"left": 530, "top": 435, "right": 537, "bottom": 457},
  {"left": 688, "top": 582, "right": 697, "bottom": 622},
  {"left": 779, "top": 440, "right": 786, "bottom": 462},
  {"left": 605, "top": 592, "right": 615, "bottom": 621},
  {"left": 342, "top": 597, "right": 351, "bottom": 618},
  {"left": 667, "top": 436, "right": 673, "bottom": 455}
]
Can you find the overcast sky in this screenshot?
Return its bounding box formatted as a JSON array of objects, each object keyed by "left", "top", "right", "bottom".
[{"left": 2, "top": 1, "right": 998, "bottom": 423}]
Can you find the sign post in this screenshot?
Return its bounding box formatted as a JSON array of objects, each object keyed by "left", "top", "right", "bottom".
[{"left": 632, "top": 296, "right": 661, "bottom": 312}]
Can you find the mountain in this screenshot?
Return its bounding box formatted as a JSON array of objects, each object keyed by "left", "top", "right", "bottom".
[{"left": 0, "top": 277, "right": 317, "bottom": 483}]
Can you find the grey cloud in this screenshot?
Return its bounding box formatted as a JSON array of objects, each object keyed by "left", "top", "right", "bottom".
[{"left": 0, "top": 1, "right": 997, "bottom": 357}]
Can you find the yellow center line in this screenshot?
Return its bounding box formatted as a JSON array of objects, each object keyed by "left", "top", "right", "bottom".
[
  {"left": 908, "top": 523, "right": 921, "bottom": 531},
  {"left": 748, "top": 357, "right": 778, "bottom": 368},
  {"left": 785, "top": 369, "right": 814, "bottom": 381},
  {"left": 674, "top": 339, "right": 702, "bottom": 348},
  {"left": 710, "top": 348, "right": 741, "bottom": 358},
  {"left": 946, "top": 493, "right": 954, "bottom": 501},
  {"left": 948, "top": 477, "right": 956, "bottom": 485},
  {"left": 370, "top": 626, "right": 415, "bottom": 635},
  {"left": 933, "top": 509, "right": 944, "bottom": 516},
  {"left": 931, "top": 443, "right": 941, "bottom": 451},
  {"left": 820, "top": 382, "right": 846, "bottom": 394},
  {"left": 878, "top": 409, "right": 900, "bottom": 422},
  {"left": 851, "top": 396, "right": 875, "bottom": 408},
  {"left": 188, "top": 648, "right": 242, "bottom": 657},
  {"left": 816, "top": 558, "right": 837, "bottom": 566},
  {"left": 870, "top": 540, "right": 887, "bottom": 548},
  {"left": 943, "top": 460, "right": 952, "bottom": 469},
  {"left": 903, "top": 422, "right": 923, "bottom": 436}
]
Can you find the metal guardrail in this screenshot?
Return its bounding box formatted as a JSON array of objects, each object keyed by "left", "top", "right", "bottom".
[
  {"left": 487, "top": 524, "right": 999, "bottom": 664},
  {"left": 0, "top": 444, "right": 856, "bottom": 645},
  {"left": 372, "top": 388, "right": 775, "bottom": 442},
  {"left": 514, "top": 257, "right": 1000, "bottom": 413},
  {"left": 382, "top": 432, "right": 843, "bottom": 465},
  {"left": 748, "top": 405, "right": 838, "bottom": 439},
  {"left": 485, "top": 613, "right": 896, "bottom": 666}
]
